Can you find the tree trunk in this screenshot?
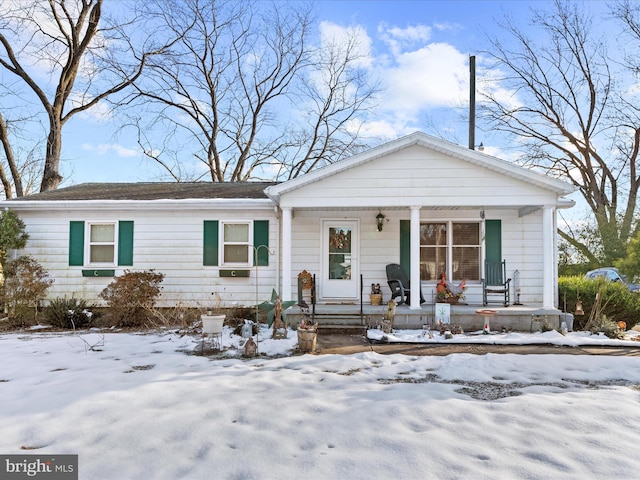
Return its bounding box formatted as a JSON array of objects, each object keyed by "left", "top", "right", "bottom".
[{"left": 40, "top": 126, "right": 63, "bottom": 192}]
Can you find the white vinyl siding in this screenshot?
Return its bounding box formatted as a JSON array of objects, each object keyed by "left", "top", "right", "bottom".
[{"left": 13, "top": 207, "right": 277, "bottom": 308}]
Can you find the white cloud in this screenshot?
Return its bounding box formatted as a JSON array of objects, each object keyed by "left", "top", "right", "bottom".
[
  {"left": 318, "top": 21, "right": 373, "bottom": 69},
  {"left": 345, "top": 117, "right": 414, "bottom": 140},
  {"left": 320, "top": 21, "right": 474, "bottom": 137},
  {"left": 82, "top": 143, "right": 138, "bottom": 158},
  {"left": 379, "top": 42, "right": 469, "bottom": 115},
  {"left": 75, "top": 97, "right": 114, "bottom": 122},
  {"left": 378, "top": 22, "right": 432, "bottom": 57}
]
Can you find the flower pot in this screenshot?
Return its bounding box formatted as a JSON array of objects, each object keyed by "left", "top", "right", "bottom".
[
  {"left": 201, "top": 314, "right": 225, "bottom": 334},
  {"left": 370, "top": 293, "right": 383, "bottom": 306},
  {"left": 438, "top": 297, "right": 459, "bottom": 305},
  {"left": 297, "top": 327, "right": 317, "bottom": 353}
]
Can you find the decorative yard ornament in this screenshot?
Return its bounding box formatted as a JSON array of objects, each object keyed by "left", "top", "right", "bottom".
[
  {"left": 298, "top": 270, "right": 313, "bottom": 290},
  {"left": 258, "top": 289, "right": 296, "bottom": 339},
  {"left": 298, "top": 270, "right": 313, "bottom": 306},
  {"left": 513, "top": 269, "right": 522, "bottom": 305},
  {"left": 244, "top": 337, "right": 257, "bottom": 357}
]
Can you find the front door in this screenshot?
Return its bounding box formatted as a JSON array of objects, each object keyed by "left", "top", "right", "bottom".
[{"left": 321, "top": 220, "right": 359, "bottom": 300}]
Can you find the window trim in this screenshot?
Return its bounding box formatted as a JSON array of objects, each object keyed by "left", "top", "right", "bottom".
[
  {"left": 85, "top": 221, "right": 118, "bottom": 267},
  {"left": 219, "top": 220, "right": 253, "bottom": 267},
  {"left": 419, "top": 220, "right": 481, "bottom": 282}
]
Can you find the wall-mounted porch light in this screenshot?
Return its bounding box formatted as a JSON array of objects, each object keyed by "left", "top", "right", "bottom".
[{"left": 376, "top": 211, "right": 385, "bottom": 232}]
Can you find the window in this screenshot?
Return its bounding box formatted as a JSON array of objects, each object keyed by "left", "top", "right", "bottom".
[
  {"left": 221, "top": 222, "right": 251, "bottom": 265},
  {"left": 88, "top": 223, "right": 116, "bottom": 264},
  {"left": 68, "top": 221, "right": 134, "bottom": 267},
  {"left": 420, "top": 223, "right": 446, "bottom": 281},
  {"left": 203, "top": 220, "right": 269, "bottom": 267},
  {"left": 420, "top": 222, "right": 480, "bottom": 281}
]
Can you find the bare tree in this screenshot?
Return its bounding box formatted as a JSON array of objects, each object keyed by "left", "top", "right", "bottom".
[
  {"left": 0, "top": 0, "right": 167, "bottom": 194},
  {"left": 125, "top": 0, "right": 377, "bottom": 182},
  {"left": 480, "top": 0, "right": 640, "bottom": 266},
  {"left": 0, "top": 96, "right": 46, "bottom": 199},
  {"left": 0, "top": 112, "right": 21, "bottom": 198}
]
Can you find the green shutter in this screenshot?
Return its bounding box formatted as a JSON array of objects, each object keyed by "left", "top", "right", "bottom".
[
  {"left": 485, "top": 219, "right": 502, "bottom": 262},
  {"left": 118, "top": 221, "right": 134, "bottom": 266},
  {"left": 69, "top": 221, "right": 85, "bottom": 266},
  {"left": 253, "top": 220, "right": 269, "bottom": 266},
  {"left": 400, "top": 220, "right": 411, "bottom": 276},
  {"left": 203, "top": 220, "right": 219, "bottom": 266}
]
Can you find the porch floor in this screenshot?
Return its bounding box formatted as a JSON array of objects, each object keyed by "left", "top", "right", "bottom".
[{"left": 288, "top": 303, "right": 570, "bottom": 333}]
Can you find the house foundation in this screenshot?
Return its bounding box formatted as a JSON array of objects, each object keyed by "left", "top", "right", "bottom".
[{"left": 288, "top": 303, "right": 571, "bottom": 334}]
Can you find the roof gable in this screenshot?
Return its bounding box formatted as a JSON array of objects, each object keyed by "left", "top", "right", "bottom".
[{"left": 266, "top": 132, "right": 576, "bottom": 202}]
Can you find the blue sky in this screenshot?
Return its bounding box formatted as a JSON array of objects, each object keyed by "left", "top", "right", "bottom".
[{"left": 47, "top": 1, "right": 607, "bottom": 186}]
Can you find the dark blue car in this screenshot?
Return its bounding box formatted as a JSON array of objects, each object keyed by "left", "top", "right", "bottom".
[{"left": 585, "top": 268, "right": 640, "bottom": 293}]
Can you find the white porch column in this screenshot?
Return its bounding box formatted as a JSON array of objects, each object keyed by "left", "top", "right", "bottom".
[
  {"left": 410, "top": 206, "right": 421, "bottom": 310},
  {"left": 542, "top": 205, "right": 555, "bottom": 309},
  {"left": 282, "top": 207, "right": 293, "bottom": 301}
]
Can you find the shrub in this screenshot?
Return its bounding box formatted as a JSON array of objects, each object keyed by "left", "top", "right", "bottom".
[
  {"left": 2, "top": 255, "right": 53, "bottom": 322},
  {"left": 0, "top": 209, "right": 29, "bottom": 270},
  {"left": 144, "top": 303, "right": 201, "bottom": 329},
  {"left": 558, "top": 276, "right": 640, "bottom": 330},
  {"left": 587, "top": 314, "right": 625, "bottom": 340},
  {"left": 99, "top": 270, "right": 165, "bottom": 327},
  {"left": 44, "top": 297, "right": 101, "bottom": 329}
]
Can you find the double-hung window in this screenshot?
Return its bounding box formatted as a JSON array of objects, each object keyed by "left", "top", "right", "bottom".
[
  {"left": 221, "top": 222, "right": 251, "bottom": 266},
  {"left": 203, "top": 220, "right": 269, "bottom": 267},
  {"left": 420, "top": 222, "right": 480, "bottom": 281},
  {"left": 88, "top": 223, "right": 116, "bottom": 265},
  {"left": 68, "top": 220, "right": 134, "bottom": 268}
]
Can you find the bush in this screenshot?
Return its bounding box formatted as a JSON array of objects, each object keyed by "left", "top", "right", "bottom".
[
  {"left": 44, "top": 297, "right": 101, "bottom": 329},
  {"left": 99, "top": 270, "right": 165, "bottom": 327},
  {"left": 2, "top": 255, "right": 53, "bottom": 322},
  {"left": 587, "top": 314, "right": 625, "bottom": 339},
  {"left": 558, "top": 276, "right": 640, "bottom": 330},
  {"left": 0, "top": 209, "right": 29, "bottom": 269}
]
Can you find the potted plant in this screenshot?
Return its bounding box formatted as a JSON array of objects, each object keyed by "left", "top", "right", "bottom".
[
  {"left": 201, "top": 293, "right": 225, "bottom": 333},
  {"left": 370, "top": 283, "right": 383, "bottom": 305},
  {"left": 436, "top": 273, "right": 466, "bottom": 304},
  {"left": 297, "top": 317, "right": 318, "bottom": 353}
]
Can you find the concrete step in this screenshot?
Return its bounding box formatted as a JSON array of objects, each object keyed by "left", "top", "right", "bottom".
[{"left": 317, "top": 324, "right": 367, "bottom": 335}]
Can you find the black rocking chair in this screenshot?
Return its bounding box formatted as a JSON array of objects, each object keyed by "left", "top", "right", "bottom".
[{"left": 386, "top": 263, "right": 425, "bottom": 305}]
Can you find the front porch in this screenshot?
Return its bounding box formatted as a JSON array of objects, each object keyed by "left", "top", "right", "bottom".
[{"left": 287, "top": 303, "right": 571, "bottom": 333}]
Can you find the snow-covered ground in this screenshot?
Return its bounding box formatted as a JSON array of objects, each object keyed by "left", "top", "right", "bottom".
[{"left": 2, "top": 325, "right": 640, "bottom": 479}]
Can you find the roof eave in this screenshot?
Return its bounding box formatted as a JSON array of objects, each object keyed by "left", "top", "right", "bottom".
[{"left": 1, "top": 198, "right": 275, "bottom": 212}]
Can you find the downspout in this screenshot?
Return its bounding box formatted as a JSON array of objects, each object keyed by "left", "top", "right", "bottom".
[{"left": 274, "top": 205, "right": 280, "bottom": 299}]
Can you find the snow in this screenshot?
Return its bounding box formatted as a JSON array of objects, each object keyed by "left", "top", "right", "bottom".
[{"left": 2, "top": 325, "right": 640, "bottom": 479}]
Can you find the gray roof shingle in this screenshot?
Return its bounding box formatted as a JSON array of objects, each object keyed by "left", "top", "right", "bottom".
[{"left": 7, "top": 182, "right": 278, "bottom": 201}]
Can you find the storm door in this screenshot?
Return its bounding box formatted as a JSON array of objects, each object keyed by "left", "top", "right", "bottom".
[{"left": 321, "top": 220, "right": 359, "bottom": 300}]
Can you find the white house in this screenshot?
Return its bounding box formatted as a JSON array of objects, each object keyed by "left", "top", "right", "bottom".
[{"left": 3, "top": 132, "right": 576, "bottom": 327}]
